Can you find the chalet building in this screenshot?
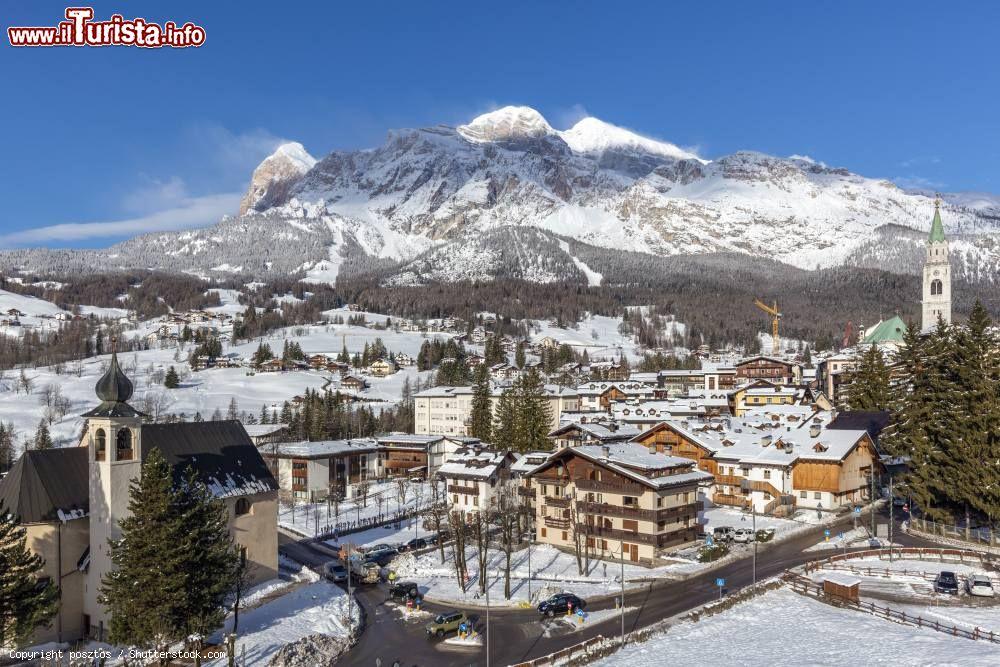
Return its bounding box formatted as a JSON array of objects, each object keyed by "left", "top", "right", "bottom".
[
  {"left": 528, "top": 444, "right": 711, "bottom": 564},
  {"left": 576, "top": 382, "right": 655, "bottom": 412},
  {"left": 340, "top": 374, "right": 369, "bottom": 392},
  {"left": 375, "top": 433, "right": 443, "bottom": 479},
  {"left": 413, "top": 385, "right": 579, "bottom": 437},
  {"left": 367, "top": 358, "right": 398, "bottom": 377},
  {"left": 510, "top": 451, "right": 551, "bottom": 522},
  {"left": 395, "top": 352, "right": 416, "bottom": 367},
  {"left": 308, "top": 353, "right": 334, "bottom": 370},
  {"left": 631, "top": 367, "right": 738, "bottom": 398},
  {"left": 588, "top": 361, "right": 629, "bottom": 381},
  {"left": 735, "top": 356, "right": 801, "bottom": 384},
  {"left": 728, "top": 379, "right": 818, "bottom": 416},
  {"left": 437, "top": 446, "right": 516, "bottom": 513},
  {"left": 489, "top": 362, "right": 521, "bottom": 382},
  {"left": 548, "top": 421, "right": 641, "bottom": 450},
  {"left": 631, "top": 410, "right": 878, "bottom": 515},
  {"left": 0, "top": 351, "right": 278, "bottom": 645},
  {"left": 262, "top": 438, "right": 383, "bottom": 501},
  {"left": 535, "top": 335, "right": 560, "bottom": 350}
]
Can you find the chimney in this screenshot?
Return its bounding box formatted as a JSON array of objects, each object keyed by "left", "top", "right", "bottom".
[
  {"left": 809, "top": 424, "right": 821, "bottom": 438},
  {"left": 601, "top": 445, "right": 611, "bottom": 460},
  {"left": 760, "top": 435, "right": 773, "bottom": 447}
]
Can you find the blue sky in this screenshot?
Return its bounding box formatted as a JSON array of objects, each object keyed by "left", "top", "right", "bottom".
[{"left": 3, "top": 1, "right": 999, "bottom": 248}]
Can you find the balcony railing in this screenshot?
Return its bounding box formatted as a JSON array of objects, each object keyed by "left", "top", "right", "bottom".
[
  {"left": 575, "top": 478, "right": 646, "bottom": 495},
  {"left": 545, "top": 496, "right": 571, "bottom": 508},
  {"left": 577, "top": 523, "right": 699, "bottom": 548},
  {"left": 448, "top": 484, "right": 479, "bottom": 496},
  {"left": 517, "top": 486, "right": 536, "bottom": 498},
  {"left": 713, "top": 492, "right": 750, "bottom": 509},
  {"left": 577, "top": 501, "right": 700, "bottom": 523},
  {"left": 544, "top": 516, "right": 571, "bottom": 529}
]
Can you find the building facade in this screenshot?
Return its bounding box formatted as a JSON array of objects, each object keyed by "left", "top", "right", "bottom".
[{"left": 922, "top": 199, "right": 952, "bottom": 331}]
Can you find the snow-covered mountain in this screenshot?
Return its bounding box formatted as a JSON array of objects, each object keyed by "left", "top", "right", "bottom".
[{"left": 3, "top": 106, "right": 999, "bottom": 286}]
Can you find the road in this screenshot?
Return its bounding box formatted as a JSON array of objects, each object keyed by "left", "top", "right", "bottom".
[{"left": 279, "top": 509, "right": 935, "bottom": 667}]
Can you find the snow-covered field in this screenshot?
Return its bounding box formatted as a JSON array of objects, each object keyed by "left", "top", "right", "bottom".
[
  {"left": 278, "top": 480, "right": 435, "bottom": 538},
  {"left": 389, "top": 542, "right": 702, "bottom": 608},
  {"left": 592, "top": 587, "right": 1000, "bottom": 667}
]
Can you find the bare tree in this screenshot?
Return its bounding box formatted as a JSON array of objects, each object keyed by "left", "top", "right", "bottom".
[
  {"left": 470, "top": 507, "right": 492, "bottom": 596},
  {"left": 355, "top": 480, "right": 370, "bottom": 509},
  {"left": 424, "top": 501, "right": 450, "bottom": 564},
  {"left": 492, "top": 481, "right": 521, "bottom": 600},
  {"left": 375, "top": 492, "right": 386, "bottom": 519},
  {"left": 449, "top": 509, "right": 470, "bottom": 592},
  {"left": 395, "top": 477, "right": 410, "bottom": 514},
  {"left": 18, "top": 369, "right": 34, "bottom": 395}
]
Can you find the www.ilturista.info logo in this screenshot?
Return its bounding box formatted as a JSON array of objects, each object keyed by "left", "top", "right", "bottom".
[{"left": 8, "top": 7, "right": 206, "bottom": 48}]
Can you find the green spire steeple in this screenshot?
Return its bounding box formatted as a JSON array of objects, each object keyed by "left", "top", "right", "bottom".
[{"left": 928, "top": 196, "right": 946, "bottom": 243}]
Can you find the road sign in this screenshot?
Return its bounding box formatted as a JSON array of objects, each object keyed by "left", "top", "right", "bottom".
[
  {"left": 716, "top": 578, "right": 725, "bottom": 587},
  {"left": 854, "top": 506, "right": 861, "bottom": 514},
  {"left": 706, "top": 535, "right": 714, "bottom": 546}
]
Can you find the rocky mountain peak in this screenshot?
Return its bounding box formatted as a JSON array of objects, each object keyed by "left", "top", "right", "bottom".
[
  {"left": 239, "top": 142, "right": 317, "bottom": 215},
  {"left": 457, "top": 106, "right": 555, "bottom": 143}
]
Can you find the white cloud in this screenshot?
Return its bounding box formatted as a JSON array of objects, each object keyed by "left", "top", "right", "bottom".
[
  {"left": 892, "top": 175, "right": 946, "bottom": 191},
  {"left": 183, "top": 124, "right": 292, "bottom": 177},
  {"left": 119, "top": 175, "right": 190, "bottom": 215},
  {"left": 0, "top": 192, "right": 240, "bottom": 248}
]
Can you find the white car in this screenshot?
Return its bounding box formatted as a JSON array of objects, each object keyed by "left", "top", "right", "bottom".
[
  {"left": 733, "top": 528, "right": 756, "bottom": 543},
  {"left": 966, "top": 574, "right": 995, "bottom": 597}
]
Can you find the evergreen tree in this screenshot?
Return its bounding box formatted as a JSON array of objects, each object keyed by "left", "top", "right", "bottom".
[
  {"left": 514, "top": 343, "right": 526, "bottom": 369},
  {"left": 32, "top": 420, "right": 52, "bottom": 451},
  {"left": 468, "top": 364, "right": 493, "bottom": 442},
  {"left": 516, "top": 368, "right": 552, "bottom": 452},
  {"left": 0, "top": 424, "right": 12, "bottom": 474},
  {"left": 492, "top": 388, "right": 518, "bottom": 451},
  {"left": 163, "top": 366, "right": 180, "bottom": 389},
  {"left": 100, "top": 449, "right": 238, "bottom": 652},
  {"left": 226, "top": 397, "right": 239, "bottom": 421},
  {"left": 845, "top": 345, "right": 892, "bottom": 411},
  {"left": 0, "top": 504, "right": 58, "bottom": 648},
  {"left": 252, "top": 342, "right": 274, "bottom": 366},
  {"left": 259, "top": 403, "right": 270, "bottom": 425}
]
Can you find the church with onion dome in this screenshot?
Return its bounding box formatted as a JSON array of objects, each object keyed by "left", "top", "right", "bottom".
[{"left": 0, "top": 348, "right": 279, "bottom": 645}]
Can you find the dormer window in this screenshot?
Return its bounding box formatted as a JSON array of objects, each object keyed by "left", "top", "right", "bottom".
[
  {"left": 813, "top": 442, "right": 829, "bottom": 453},
  {"left": 116, "top": 428, "right": 134, "bottom": 461},
  {"left": 235, "top": 498, "right": 252, "bottom": 516},
  {"left": 95, "top": 428, "right": 106, "bottom": 461}
]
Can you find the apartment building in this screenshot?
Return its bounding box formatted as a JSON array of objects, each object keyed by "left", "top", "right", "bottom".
[
  {"left": 548, "top": 420, "right": 641, "bottom": 450},
  {"left": 630, "top": 409, "right": 878, "bottom": 515},
  {"left": 413, "top": 385, "right": 579, "bottom": 436},
  {"left": 262, "top": 438, "right": 383, "bottom": 501},
  {"left": 437, "top": 446, "right": 516, "bottom": 513},
  {"left": 527, "top": 443, "right": 712, "bottom": 565}
]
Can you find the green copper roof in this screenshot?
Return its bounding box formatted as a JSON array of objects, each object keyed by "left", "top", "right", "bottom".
[
  {"left": 862, "top": 316, "right": 907, "bottom": 345},
  {"left": 929, "top": 202, "right": 946, "bottom": 243}
]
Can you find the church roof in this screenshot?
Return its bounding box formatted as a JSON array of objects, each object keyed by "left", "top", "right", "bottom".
[
  {"left": 82, "top": 349, "right": 144, "bottom": 418},
  {"left": 862, "top": 316, "right": 907, "bottom": 345},
  {"left": 0, "top": 447, "right": 89, "bottom": 523},
  {"left": 929, "top": 201, "right": 946, "bottom": 243}
]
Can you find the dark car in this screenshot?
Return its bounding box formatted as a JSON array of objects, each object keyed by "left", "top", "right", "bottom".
[
  {"left": 398, "top": 537, "right": 428, "bottom": 553},
  {"left": 389, "top": 580, "right": 420, "bottom": 600},
  {"left": 935, "top": 571, "right": 959, "bottom": 595},
  {"left": 537, "top": 593, "right": 586, "bottom": 617},
  {"left": 365, "top": 551, "right": 395, "bottom": 567}
]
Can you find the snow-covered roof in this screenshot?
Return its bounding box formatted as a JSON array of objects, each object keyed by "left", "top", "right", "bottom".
[
  {"left": 552, "top": 443, "right": 714, "bottom": 490},
  {"left": 438, "top": 449, "right": 510, "bottom": 481},
  {"left": 242, "top": 424, "right": 288, "bottom": 437},
  {"left": 271, "top": 438, "right": 381, "bottom": 458}
]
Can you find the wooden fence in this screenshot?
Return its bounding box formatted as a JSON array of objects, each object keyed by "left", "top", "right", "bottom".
[
  {"left": 784, "top": 573, "right": 1000, "bottom": 644},
  {"left": 818, "top": 563, "right": 1000, "bottom": 588},
  {"left": 510, "top": 635, "right": 606, "bottom": 667},
  {"left": 909, "top": 517, "right": 1000, "bottom": 548},
  {"left": 802, "top": 547, "right": 995, "bottom": 573}
]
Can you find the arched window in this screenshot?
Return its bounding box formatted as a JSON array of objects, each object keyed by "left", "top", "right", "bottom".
[
  {"left": 235, "top": 498, "right": 251, "bottom": 516},
  {"left": 95, "top": 428, "right": 106, "bottom": 461},
  {"left": 116, "top": 428, "right": 133, "bottom": 461},
  {"left": 931, "top": 279, "right": 942, "bottom": 296}
]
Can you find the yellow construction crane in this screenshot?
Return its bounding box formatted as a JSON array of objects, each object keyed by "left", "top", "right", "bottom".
[{"left": 753, "top": 298, "right": 782, "bottom": 356}]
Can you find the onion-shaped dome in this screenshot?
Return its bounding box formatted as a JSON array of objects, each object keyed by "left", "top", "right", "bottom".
[{"left": 95, "top": 351, "right": 134, "bottom": 403}]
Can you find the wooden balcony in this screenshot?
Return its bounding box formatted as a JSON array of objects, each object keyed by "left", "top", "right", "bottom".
[
  {"left": 448, "top": 484, "right": 479, "bottom": 496},
  {"left": 517, "top": 486, "right": 536, "bottom": 498},
  {"left": 544, "top": 496, "right": 571, "bottom": 508},
  {"left": 713, "top": 492, "right": 751, "bottom": 509},
  {"left": 578, "top": 523, "right": 699, "bottom": 548},
  {"left": 575, "top": 478, "right": 646, "bottom": 495},
  {"left": 578, "top": 501, "right": 700, "bottom": 523},
  {"left": 544, "top": 516, "right": 571, "bottom": 529}
]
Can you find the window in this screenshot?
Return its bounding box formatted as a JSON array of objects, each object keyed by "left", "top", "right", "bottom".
[
  {"left": 623, "top": 496, "right": 638, "bottom": 507},
  {"left": 235, "top": 498, "right": 251, "bottom": 516},
  {"left": 763, "top": 470, "right": 771, "bottom": 480},
  {"left": 656, "top": 496, "right": 663, "bottom": 508},
  {"left": 116, "top": 428, "right": 134, "bottom": 461},
  {"left": 931, "top": 279, "right": 943, "bottom": 296},
  {"left": 622, "top": 519, "right": 639, "bottom": 532},
  {"left": 94, "top": 428, "right": 106, "bottom": 461},
  {"left": 800, "top": 491, "right": 807, "bottom": 499},
  {"left": 814, "top": 492, "right": 822, "bottom": 500},
  {"left": 562, "top": 531, "right": 568, "bottom": 541},
  {"left": 541, "top": 528, "right": 547, "bottom": 538},
  {"left": 657, "top": 520, "right": 666, "bottom": 530}
]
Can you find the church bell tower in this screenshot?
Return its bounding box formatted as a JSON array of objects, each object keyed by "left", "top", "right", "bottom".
[
  {"left": 82, "top": 342, "right": 143, "bottom": 635},
  {"left": 922, "top": 197, "right": 951, "bottom": 332}
]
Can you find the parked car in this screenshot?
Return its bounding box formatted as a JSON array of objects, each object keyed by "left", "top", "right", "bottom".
[
  {"left": 365, "top": 551, "right": 395, "bottom": 567},
  {"left": 713, "top": 526, "right": 736, "bottom": 542},
  {"left": 733, "top": 528, "right": 756, "bottom": 543},
  {"left": 425, "top": 610, "right": 468, "bottom": 638},
  {"left": 537, "top": 593, "right": 586, "bottom": 617},
  {"left": 323, "top": 561, "right": 348, "bottom": 584},
  {"left": 934, "top": 571, "right": 959, "bottom": 595},
  {"left": 966, "top": 574, "right": 994, "bottom": 597},
  {"left": 389, "top": 580, "right": 420, "bottom": 600},
  {"left": 398, "top": 537, "right": 428, "bottom": 552}
]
